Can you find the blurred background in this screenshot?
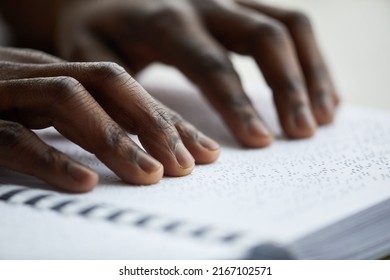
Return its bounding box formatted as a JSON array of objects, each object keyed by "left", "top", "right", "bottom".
[
  {"left": 1, "top": 0, "right": 389, "bottom": 110},
  {"left": 271, "top": 0, "right": 390, "bottom": 110}
]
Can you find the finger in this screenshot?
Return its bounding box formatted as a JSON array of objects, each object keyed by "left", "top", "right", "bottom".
[
  {"left": 0, "top": 62, "right": 196, "bottom": 176},
  {"left": 160, "top": 104, "right": 220, "bottom": 164},
  {"left": 236, "top": 0, "right": 340, "bottom": 124},
  {"left": 201, "top": 4, "right": 317, "bottom": 138},
  {"left": 0, "top": 120, "right": 98, "bottom": 192},
  {"left": 0, "top": 47, "right": 64, "bottom": 64},
  {"left": 0, "top": 77, "right": 163, "bottom": 185},
  {"left": 144, "top": 5, "right": 273, "bottom": 147}
]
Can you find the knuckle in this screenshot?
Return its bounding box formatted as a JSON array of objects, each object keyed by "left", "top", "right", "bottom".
[
  {"left": 89, "top": 62, "right": 127, "bottom": 79},
  {"left": 273, "top": 76, "right": 305, "bottom": 98},
  {"left": 37, "top": 147, "right": 61, "bottom": 168},
  {"left": 50, "top": 76, "right": 83, "bottom": 95},
  {"left": 49, "top": 76, "right": 88, "bottom": 103},
  {"left": 221, "top": 93, "right": 252, "bottom": 110},
  {"left": 151, "top": 105, "right": 176, "bottom": 131},
  {"left": 0, "top": 121, "right": 28, "bottom": 149},
  {"left": 43, "top": 76, "right": 96, "bottom": 115},
  {"left": 284, "top": 11, "right": 312, "bottom": 29},
  {"left": 103, "top": 122, "right": 127, "bottom": 148},
  {"left": 85, "top": 62, "right": 136, "bottom": 91},
  {"left": 176, "top": 121, "right": 199, "bottom": 142},
  {"left": 142, "top": 102, "right": 180, "bottom": 148},
  {"left": 255, "top": 20, "right": 289, "bottom": 43},
  {"left": 132, "top": 98, "right": 182, "bottom": 147},
  {"left": 196, "top": 51, "right": 234, "bottom": 74},
  {"left": 168, "top": 111, "right": 185, "bottom": 125}
]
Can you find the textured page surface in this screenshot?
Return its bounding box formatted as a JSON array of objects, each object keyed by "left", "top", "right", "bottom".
[{"left": 1, "top": 61, "right": 390, "bottom": 258}]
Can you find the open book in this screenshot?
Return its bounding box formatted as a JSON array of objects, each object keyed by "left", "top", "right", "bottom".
[{"left": 1, "top": 59, "right": 390, "bottom": 259}]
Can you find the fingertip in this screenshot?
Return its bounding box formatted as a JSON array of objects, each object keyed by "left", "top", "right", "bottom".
[
  {"left": 164, "top": 163, "right": 195, "bottom": 177},
  {"left": 284, "top": 105, "right": 317, "bottom": 139},
  {"left": 198, "top": 134, "right": 220, "bottom": 151},
  {"left": 240, "top": 134, "right": 274, "bottom": 148},
  {"left": 121, "top": 154, "right": 164, "bottom": 186},
  {"left": 174, "top": 142, "right": 196, "bottom": 170},
  {"left": 125, "top": 163, "right": 164, "bottom": 186},
  {"left": 313, "top": 93, "right": 336, "bottom": 125},
  {"left": 195, "top": 134, "right": 221, "bottom": 163},
  {"left": 98, "top": 148, "right": 164, "bottom": 186},
  {"left": 184, "top": 134, "right": 221, "bottom": 164},
  {"left": 156, "top": 142, "right": 194, "bottom": 177},
  {"left": 314, "top": 109, "right": 334, "bottom": 125},
  {"left": 231, "top": 118, "right": 274, "bottom": 148},
  {"left": 56, "top": 164, "right": 99, "bottom": 193},
  {"left": 245, "top": 119, "right": 274, "bottom": 147},
  {"left": 68, "top": 164, "right": 99, "bottom": 192},
  {"left": 195, "top": 148, "right": 221, "bottom": 164},
  {"left": 137, "top": 158, "right": 164, "bottom": 185},
  {"left": 284, "top": 121, "right": 317, "bottom": 139}
]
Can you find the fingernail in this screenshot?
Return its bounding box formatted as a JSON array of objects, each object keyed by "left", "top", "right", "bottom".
[
  {"left": 248, "top": 119, "right": 271, "bottom": 137},
  {"left": 199, "top": 135, "right": 220, "bottom": 151},
  {"left": 318, "top": 93, "right": 334, "bottom": 117},
  {"left": 137, "top": 152, "right": 161, "bottom": 173},
  {"left": 175, "top": 142, "right": 195, "bottom": 169},
  {"left": 69, "top": 164, "right": 93, "bottom": 183},
  {"left": 294, "top": 105, "right": 316, "bottom": 130}
]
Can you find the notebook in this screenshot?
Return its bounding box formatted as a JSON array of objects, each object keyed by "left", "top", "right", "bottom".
[{"left": 1, "top": 58, "right": 390, "bottom": 259}]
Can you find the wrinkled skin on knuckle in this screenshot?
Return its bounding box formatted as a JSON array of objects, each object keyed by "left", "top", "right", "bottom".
[
  {"left": 102, "top": 122, "right": 128, "bottom": 149},
  {"left": 48, "top": 76, "right": 92, "bottom": 111},
  {"left": 151, "top": 104, "right": 176, "bottom": 132},
  {"left": 88, "top": 62, "right": 128, "bottom": 80},
  {"left": 161, "top": 107, "right": 201, "bottom": 143},
  {"left": 176, "top": 121, "right": 200, "bottom": 142},
  {"left": 141, "top": 102, "right": 180, "bottom": 151},
  {"left": 81, "top": 62, "right": 135, "bottom": 94},
  {"left": 36, "top": 146, "right": 62, "bottom": 169},
  {"left": 50, "top": 76, "right": 83, "bottom": 98}
]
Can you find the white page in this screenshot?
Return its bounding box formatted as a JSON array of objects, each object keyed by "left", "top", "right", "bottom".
[{"left": 1, "top": 58, "right": 390, "bottom": 259}]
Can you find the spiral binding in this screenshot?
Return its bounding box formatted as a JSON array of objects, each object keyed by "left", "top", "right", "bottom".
[{"left": 0, "top": 186, "right": 244, "bottom": 245}]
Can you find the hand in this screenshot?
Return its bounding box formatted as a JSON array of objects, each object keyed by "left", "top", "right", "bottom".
[
  {"left": 0, "top": 47, "right": 220, "bottom": 192},
  {"left": 55, "top": 0, "right": 340, "bottom": 147}
]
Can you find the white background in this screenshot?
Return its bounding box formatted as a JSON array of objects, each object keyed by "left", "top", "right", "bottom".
[{"left": 271, "top": 0, "right": 390, "bottom": 110}]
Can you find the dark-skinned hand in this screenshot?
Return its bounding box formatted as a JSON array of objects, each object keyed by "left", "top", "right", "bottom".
[
  {"left": 0, "top": 47, "right": 220, "bottom": 192},
  {"left": 52, "top": 0, "right": 340, "bottom": 147}
]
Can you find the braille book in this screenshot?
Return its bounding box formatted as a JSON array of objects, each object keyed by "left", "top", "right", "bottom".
[{"left": 1, "top": 63, "right": 390, "bottom": 259}]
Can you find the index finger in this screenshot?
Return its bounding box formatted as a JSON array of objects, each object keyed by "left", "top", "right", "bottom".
[{"left": 0, "top": 77, "right": 163, "bottom": 185}]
